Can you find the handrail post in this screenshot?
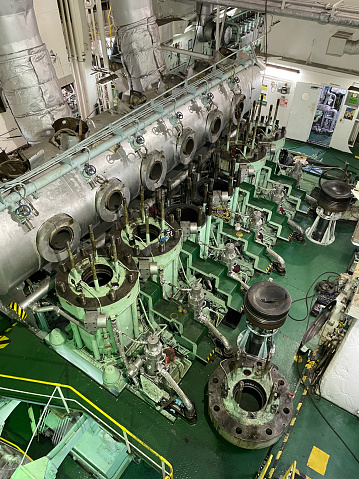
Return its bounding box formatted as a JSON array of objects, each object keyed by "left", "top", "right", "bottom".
[
  {"left": 161, "top": 460, "right": 166, "bottom": 478},
  {"left": 20, "top": 386, "right": 58, "bottom": 465},
  {"left": 123, "top": 430, "right": 132, "bottom": 454},
  {"left": 56, "top": 386, "right": 70, "bottom": 414}
]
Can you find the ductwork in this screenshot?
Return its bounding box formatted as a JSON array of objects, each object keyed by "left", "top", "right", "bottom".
[
  {"left": 0, "top": 0, "right": 70, "bottom": 144},
  {"left": 344, "top": 39, "right": 359, "bottom": 55},
  {"left": 327, "top": 31, "right": 359, "bottom": 56},
  {"left": 182, "top": 0, "right": 359, "bottom": 27},
  {"left": 110, "top": 0, "right": 167, "bottom": 92}
]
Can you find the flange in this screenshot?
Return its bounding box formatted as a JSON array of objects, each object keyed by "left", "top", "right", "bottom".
[{"left": 208, "top": 354, "right": 293, "bottom": 449}]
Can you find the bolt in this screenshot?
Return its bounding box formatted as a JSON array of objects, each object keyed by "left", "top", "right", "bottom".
[
  {"left": 59, "top": 262, "right": 67, "bottom": 273},
  {"left": 78, "top": 293, "right": 86, "bottom": 306},
  {"left": 108, "top": 289, "right": 116, "bottom": 301},
  {"left": 127, "top": 272, "right": 136, "bottom": 283},
  {"left": 57, "top": 282, "right": 67, "bottom": 293}
]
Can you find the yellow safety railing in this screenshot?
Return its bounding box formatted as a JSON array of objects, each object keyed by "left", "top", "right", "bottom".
[
  {"left": 258, "top": 454, "right": 273, "bottom": 479},
  {"left": 0, "top": 374, "right": 173, "bottom": 479},
  {"left": 283, "top": 461, "right": 296, "bottom": 479}
]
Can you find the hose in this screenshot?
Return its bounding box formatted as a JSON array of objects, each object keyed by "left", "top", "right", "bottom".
[
  {"left": 265, "top": 247, "right": 286, "bottom": 272},
  {"left": 199, "top": 313, "right": 233, "bottom": 356},
  {"left": 160, "top": 369, "right": 196, "bottom": 419},
  {"left": 287, "top": 218, "right": 305, "bottom": 236}
]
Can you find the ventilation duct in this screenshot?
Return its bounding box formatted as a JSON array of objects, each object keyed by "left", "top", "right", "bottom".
[
  {"left": 0, "top": 0, "right": 70, "bottom": 144},
  {"left": 110, "top": 0, "right": 167, "bottom": 92},
  {"left": 327, "top": 31, "right": 359, "bottom": 56}
]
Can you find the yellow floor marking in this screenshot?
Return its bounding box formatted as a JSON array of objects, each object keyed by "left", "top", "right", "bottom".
[
  {"left": 0, "top": 336, "right": 10, "bottom": 350},
  {"left": 307, "top": 446, "right": 330, "bottom": 475}
]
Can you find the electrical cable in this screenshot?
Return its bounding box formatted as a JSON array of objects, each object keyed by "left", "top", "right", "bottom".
[
  {"left": 288, "top": 271, "right": 340, "bottom": 322},
  {"left": 296, "top": 351, "right": 359, "bottom": 465}
]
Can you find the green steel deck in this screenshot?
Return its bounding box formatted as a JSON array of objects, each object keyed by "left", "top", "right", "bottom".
[{"left": 0, "top": 143, "right": 359, "bottom": 479}]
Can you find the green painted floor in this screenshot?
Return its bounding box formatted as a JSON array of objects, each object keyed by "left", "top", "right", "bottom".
[{"left": 0, "top": 144, "right": 359, "bottom": 479}]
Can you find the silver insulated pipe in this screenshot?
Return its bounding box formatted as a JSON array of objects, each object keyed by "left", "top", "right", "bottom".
[
  {"left": 0, "top": 0, "right": 70, "bottom": 144},
  {"left": 110, "top": 0, "right": 167, "bottom": 92}
]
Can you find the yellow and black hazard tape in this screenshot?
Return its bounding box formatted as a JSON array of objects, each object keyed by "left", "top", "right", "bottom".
[
  {"left": 288, "top": 232, "right": 294, "bottom": 240},
  {"left": 295, "top": 468, "right": 312, "bottom": 479},
  {"left": 267, "top": 363, "right": 312, "bottom": 478},
  {"left": 207, "top": 348, "right": 216, "bottom": 362},
  {"left": 9, "top": 302, "right": 27, "bottom": 321},
  {"left": 265, "top": 262, "right": 273, "bottom": 273},
  {"left": 240, "top": 305, "right": 245, "bottom": 312}
]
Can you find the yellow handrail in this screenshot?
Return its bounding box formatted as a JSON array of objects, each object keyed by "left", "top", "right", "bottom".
[
  {"left": 0, "top": 437, "right": 33, "bottom": 461},
  {"left": 258, "top": 454, "right": 273, "bottom": 479},
  {"left": 0, "top": 373, "right": 173, "bottom": 478}
]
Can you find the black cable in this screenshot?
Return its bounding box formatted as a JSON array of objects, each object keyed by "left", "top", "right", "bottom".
[
  {"left": 288, "top": 271, "right": 340, "bottom": 322},
  {"left": 296, "top": 351, "right": 359, "bottom": 465}
]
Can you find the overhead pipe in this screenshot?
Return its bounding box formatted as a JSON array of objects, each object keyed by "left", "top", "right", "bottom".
[
  {"left": 161, "top": 44, "right": 215, "bottom": 61},
  {"left": 0, "top": 0, "right": 70, "bottom": 144},
  {"left": 184, "top": 0, "right": 359, "bottom": 27}
]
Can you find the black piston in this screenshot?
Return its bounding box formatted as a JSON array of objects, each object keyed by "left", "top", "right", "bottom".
[{"left": 244, "top": 281, "right": 292, "bottom": 331}]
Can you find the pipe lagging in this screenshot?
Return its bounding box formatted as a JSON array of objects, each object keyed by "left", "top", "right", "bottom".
[
  {"left": 160, "top": 369, "right": 196, "bottom": 419},
  {"left": 199, "top": 313, "right": 233, "bottom": 356},
  {"left": 265, "top": 247, "right": 286, "bottom": 270}
]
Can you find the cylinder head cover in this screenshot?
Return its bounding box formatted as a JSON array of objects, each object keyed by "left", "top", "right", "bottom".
[{"left": 244, "top": 281, "right": 291, "bottom": 330}]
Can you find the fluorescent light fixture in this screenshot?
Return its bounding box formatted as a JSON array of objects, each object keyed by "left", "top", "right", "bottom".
[{"left": 266, "top": 63, "right": 300, "bottom": 74}]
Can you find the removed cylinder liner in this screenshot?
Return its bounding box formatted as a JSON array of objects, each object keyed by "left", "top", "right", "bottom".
[
  {"left": 208, "top": 354, "right": 293, "bottom": 449},
  {"left": 244, "top": 281, "right": 291, "bottom": 330}
]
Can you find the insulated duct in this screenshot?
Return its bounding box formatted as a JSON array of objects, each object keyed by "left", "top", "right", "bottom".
[
  {"left": 0, "top": 0, "right": 70, "bottom": 144},
  {"left": 182, "top": 0, "right": 359, "bottom": 27},
  {"left": 110, "top": 0, "right": 167, "bottom": 92}
]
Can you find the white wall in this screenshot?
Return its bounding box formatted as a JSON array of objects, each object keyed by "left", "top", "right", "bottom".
[
  {"left": 261, "top": 62, "right": 358, "bottom": 152},
  {"left": 267, "top": 1, "right": 359, "bottom": 73}
]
